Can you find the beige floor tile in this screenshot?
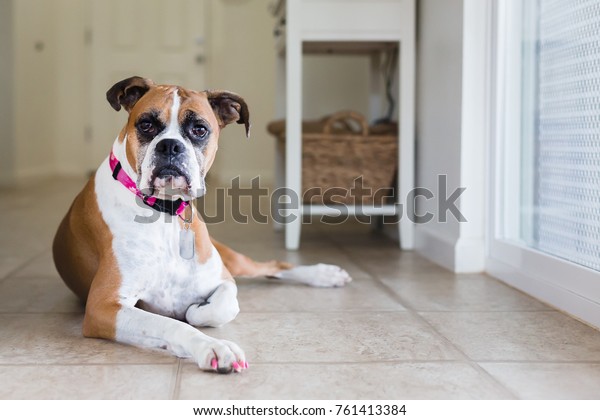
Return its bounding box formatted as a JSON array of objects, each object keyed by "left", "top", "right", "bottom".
[
  {"left": 0, "top": 178, "right": 85, "bottom": 262},
  {"left": 380, "top": 275, "right": 551, "bottom": 311},
  {"left": 12, "top": 250, "right": 59, "bottom": 279},
  {"left": 0, "top": 233, "right": 55, "bottom": 280},
  {"left": 0, "top": 255, "right": 32, "bottom": 280},
  {"left": 177, "top": 361, "right": 512, "bottom": 399},
  {"left": 321, "top": 220, "right": 395, "bottom": 243},
  {"left": 2, "top": 205, "right": 69, "bottom": 245},
  {"left": 0, "top": 176, "right": 86, "bottom": 212},
  {"left": 421, "top": 312, "right": 600, "bottom": 362},
  {"left": 0, "top": 276, "right": 81, "bottom": 313},
  {"left": 238, "top": 276, "right": 404, "bottom": 312},
  {"left": 354, "top": 254, "right": 453, "bottom": 280},
  {"left": 205, "top": 218, "right": 345, "bottom": 249},
  {"left": 479, "top": 363, "right": 600, "bottom": 399},
  {"left": 340, "top": 238, "right": 405, "bottom": 253},
  {"left": 0, "top": 364, "right": 176, "bottom": 399},
  {"left": 203, "top": 312, "right": 463, "bottom": 363},
  {"left": 0, "top": 314, "right": 176, "bottom": 365},
  {"left": 206, "top": 222, "right": 284, "bottom": 245}
]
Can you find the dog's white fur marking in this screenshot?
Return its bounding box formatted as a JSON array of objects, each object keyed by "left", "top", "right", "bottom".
[
  {"left": 114, "top": 134, "right": 137, "bottom": 180},
  {"left": 138, "top": 90, "right": 204, "bottom": 199},
  {"left": 274, "top": 264, "right": 352, "bottom": 287},
  {"left": 96, "top": 139, "right": 243, "bottom": 370},
  {"left": 186, "top": 281, "right": 240, "bottom": 327}
]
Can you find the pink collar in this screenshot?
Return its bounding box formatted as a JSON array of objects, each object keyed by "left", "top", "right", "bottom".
[{"left": 109, "top": 150, "right": 190, "bottom": 218}]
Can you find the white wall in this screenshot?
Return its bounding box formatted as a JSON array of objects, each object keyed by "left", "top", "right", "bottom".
[
  {"left": 2, "top": 0, "right": 89, "bottom": 180},
  {"left": 415, "top": 0, "right": 463, "bottom": 267},
  {"left": 0, "top": 0, "right": 15, "bottom": 185},
  {"left": 415, "top": 0, "right": 486, "bottom": 272},
  {"left": 54, "top": 0, "right": 89, "bottom": 176},
  {"left": 207, "top": 0, "right": 278, "bottom": 185},
  {"left": 302, "top": 55, "right": 370, "bottom": 120},
  {"left": 13, "top": 0, "right": 59, "bottom": 179}
]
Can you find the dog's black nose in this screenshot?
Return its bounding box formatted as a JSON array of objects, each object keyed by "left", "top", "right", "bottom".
[{"left": 156, "top": 138, "right": 184, "bottom": 158}]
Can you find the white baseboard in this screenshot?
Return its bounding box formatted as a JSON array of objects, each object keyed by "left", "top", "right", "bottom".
[
  {"left": 415, "top": 225, "right": 457, "bottom": 272},
  {"left": 415, "top": 225, "right": 485, "bottom": 273},
  {"left": 455, "top": 235, "right": 486, "bottom": 272}
]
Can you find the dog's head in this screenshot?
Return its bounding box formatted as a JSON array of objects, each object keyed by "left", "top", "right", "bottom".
[{"left": 106, "top": 76, "right": 250, "bottom": 200}]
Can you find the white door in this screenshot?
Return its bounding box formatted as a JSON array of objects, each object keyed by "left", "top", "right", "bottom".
[{"left": 89, "top": 0, "right": 208, "bottom": 168}]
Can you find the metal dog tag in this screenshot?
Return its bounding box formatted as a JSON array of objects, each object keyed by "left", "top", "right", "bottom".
[
  {"left": 179, "top": 229, "right": 195, "bottom": 260},
  {"left": 179, "top": 206, "right": 195, "bottom": 260}
]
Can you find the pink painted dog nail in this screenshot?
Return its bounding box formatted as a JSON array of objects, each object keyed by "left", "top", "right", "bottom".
[
  {"left": 232, "top": 361, "right": 241, "bottom": 371},
  {"left": 211, "top": 358, "right": 218, "bottom": 370}
]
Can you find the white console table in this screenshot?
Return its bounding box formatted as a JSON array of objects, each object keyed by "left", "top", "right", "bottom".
[{"left": 273, "top": 0, "right": 416, "bottom": 250}]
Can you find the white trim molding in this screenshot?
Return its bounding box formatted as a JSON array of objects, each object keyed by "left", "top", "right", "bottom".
[
  {"left": 416, "top": 225, "right": 486, "bottom": 273},
  {"left": 415, "top": 0, "right": 489, "bottom": 273},
  {"left": 456, "top": 0, "right": 491, "bottom": 273},
  {"left": 415, "top": 225, "right": 457, "bottom": 272}
]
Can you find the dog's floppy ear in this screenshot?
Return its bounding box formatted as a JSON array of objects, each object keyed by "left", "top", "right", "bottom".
[
  {"left": 106, "top": 76, "right": 154, "bottom": 112},
  {"left": 206, "top": 90, "right": 251, "bottom": 138}
]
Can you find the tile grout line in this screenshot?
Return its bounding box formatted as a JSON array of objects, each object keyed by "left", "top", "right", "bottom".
[
  {"left": 0, "top": 311, "right": 85, "bottom": 315},
  {"left": 392, "top": 309, "right": 557, "bottom": 313},
  {"left": 0, "top": 362, "right": 179, "bottom": 367},
  {"left": 465, "top": 361, "right": 520, "bottom": 399},
  {"left": 3, "top": 359, "right": 600, "bottom": 368},
  {"left": 171, "top": 359, "right": 183, "bottom": 400},
  {"left": 233, "top": 309, "right": 408, "bottom": 314},
  {"left": 0, "top": 308, "right": 559, "bottom": 316},
  {"left": 3, "top": 275, "right": 64, "bottom": 281},
  {"left": 180, "top": 359, "right": 467, "bottom": 366},
  {"left": 466, "top": 359, "right": 600, "bottom": 364}
]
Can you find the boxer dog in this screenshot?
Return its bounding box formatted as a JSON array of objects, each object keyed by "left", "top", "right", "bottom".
[{"left": 53, "top": 77, "right": 351, "bottom": 374}]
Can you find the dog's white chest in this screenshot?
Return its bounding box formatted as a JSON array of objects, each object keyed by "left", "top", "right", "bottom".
[
  {"left": 94, "top": 161, "right": 224, "bottom": 319},
  {"left": 119, "top": 228, "right": 222, "bottom": 318},
  {"left": 124, "top": 240, "right": 222, "bottom": 319}
]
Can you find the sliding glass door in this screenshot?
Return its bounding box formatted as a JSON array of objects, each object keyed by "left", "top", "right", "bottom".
[{"left": 488, "top": 0, "right": 600, "bottom": 328}]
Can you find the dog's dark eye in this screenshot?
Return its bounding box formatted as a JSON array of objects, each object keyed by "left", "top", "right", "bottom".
[
  {"left": 138, "top": 121, "right": 156, "bottom": 134},
  {"left": 191, "top": 124, "right": 209, "bottom": 139}
]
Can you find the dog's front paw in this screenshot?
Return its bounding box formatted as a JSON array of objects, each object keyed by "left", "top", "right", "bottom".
[
  {"left": 276, "top": 263, "right": 353, "bottom": 287},
  {"left": 195, "top": 338, "right": 248, "bottom": 374},
  {"left": 186, "top": 299, "right": 240, "bottom": 328}
]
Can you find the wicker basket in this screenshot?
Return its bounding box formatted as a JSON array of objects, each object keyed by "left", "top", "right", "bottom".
[{"left": 268, "top": 111, "right": 398, "bottom": 205}]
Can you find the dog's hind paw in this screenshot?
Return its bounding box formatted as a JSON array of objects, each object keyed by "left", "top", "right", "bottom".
[{"left": 274, "top": 263, "right": 352, "bottom": 287}]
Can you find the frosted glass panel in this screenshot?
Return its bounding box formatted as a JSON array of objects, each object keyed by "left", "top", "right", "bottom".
[{"left": 524, "top": 0, "right": 600, "bottom": 271}]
